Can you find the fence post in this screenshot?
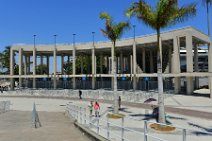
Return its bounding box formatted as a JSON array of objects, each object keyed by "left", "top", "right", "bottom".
[
  {"left": 183, "top": 129, "right": 186, "bottom": 141},
  {"left": 76, "top": 106, "right": 79, "bottom": 122},
  {"left": 89, "top": 114, "right": 92, "bottom": 128},
  {"left": 107, "top": 115, "right": 110, "bottom": 139},
  {"left": 144, "top": 120, "right": 148, "bottom": 141},
  {"left": 121, "top": 117, "right": 124, "bottom": 141},
  {"left": 97, "top": 117, "right": 100, "bottom": 134},
  {"left": 80, "top": 107, "right": 82, "bottom": 124},
  {"left": 84, "top": 108, "right": 86, "bottom": 124}
]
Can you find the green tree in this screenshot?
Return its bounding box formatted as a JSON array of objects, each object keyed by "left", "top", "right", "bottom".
[
  {"left": 36, "top": 64, "right": 48, "bottom": 75},
  {"left": 99, "top": 12, "right": 129, "bottom": 114},
  {"left": 202, "top": 0, "right": 212, "bottom": 36},
  {"left": 0, "top": 46, "right": 12, "bottom": 74},
  {"left": 127, "top": 0, "right": 196, "bottom": 123}
]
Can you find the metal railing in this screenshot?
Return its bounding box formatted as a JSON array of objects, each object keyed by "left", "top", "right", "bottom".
[
  {"left": 66, "top": 103, "right": 212, "bottom": 141},
  {"left": 0, "top": 101, "right": 10, "bottom": 113}
]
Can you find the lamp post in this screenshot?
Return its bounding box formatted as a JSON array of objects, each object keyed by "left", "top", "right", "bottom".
[
  {"left": 33, "top": 35, "right": 36, "bottom": 48},
  {"left": 133, "top": 25, "right": 136, "bottom": 41},
  {"left": 33, "top": 35, "right": 37, "bottom": 89},
  {"left": 91, "top": 32, "right": 96, "bottom": 89},
  {"left": 92, "top": 32, "right": 95, "bottom": 46},
  {"left": 72, "top": 34, "right": 76, "bottom": 89},
  {"left": 53, "top": 34, "right": 57, "bottom": 89}
]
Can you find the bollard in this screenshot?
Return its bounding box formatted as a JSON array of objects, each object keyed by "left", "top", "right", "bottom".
[
  {"left": 76, "top": 106, "right": 79, "bottom": 122},
  {"left": 80, "top": 107, "right": 82, "bottom": 124},
  {"left": 97, "top": 117, "right": 100, "bottom": 134},
  {"left": 89, "top": 114, "right": 92, "bottom": 128},
  {"left": 84, "top": 108, "right": 86, "bottom": 124},
  {"left": 121, "top": 117, "right": 124, "bottom": 141},
  {"left": 107, "top": 115, "right": 110, "bottom": 139},
  {"left": 32, "top": 103, "right": 41, "bottom": 128},
  {"left": 144, "top": 121, "right": 147, "bottom": 141},
  {"left": 183, "top": 129, "right": 186, "bottom": 141}
]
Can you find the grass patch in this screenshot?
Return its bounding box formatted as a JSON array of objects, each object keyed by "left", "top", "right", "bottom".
[
  {"left": 107, "top": 113, "right": 125, "bottom": 119},
  {"left": 150, "top": 123, "right": 176, "bottom": 132}
]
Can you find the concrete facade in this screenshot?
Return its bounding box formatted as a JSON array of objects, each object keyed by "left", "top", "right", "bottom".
[{"left": 8, "top": 27, "right": 212, "bottom": 96}]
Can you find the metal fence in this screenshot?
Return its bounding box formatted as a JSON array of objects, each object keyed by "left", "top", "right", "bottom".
[
  {"left": 66, "top": 103, "right": 212, "bottom": 141},
  {"left": 21, "top": 78, "right": 174, "bottom": 91},
  {"left": 0, "top": 101, "right": 10, "bottom": 114}
]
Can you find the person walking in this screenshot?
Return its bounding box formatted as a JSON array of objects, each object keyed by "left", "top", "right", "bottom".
[
  {"left": 94, "top": 101, "right": 100, "bottom": 117},
  {"left": 152, "top": 106, "right": 159, "bottom": 122},
  {"left": 88, "top": 101, "right": 93, "bottom": 116},
  {"left": 79, "top": 90, "right": 82, "bottom": 99}
]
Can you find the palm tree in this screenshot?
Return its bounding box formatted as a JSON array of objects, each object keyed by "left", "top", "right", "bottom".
[
  {"left": 99, "top": 12, "right": 129, "bottom": 114},
  {"left": 202, "top": 0, "right": 212, "bottom": 36},
  {"left": 127, "top": 0, "right": 196, "bottom": 123}
]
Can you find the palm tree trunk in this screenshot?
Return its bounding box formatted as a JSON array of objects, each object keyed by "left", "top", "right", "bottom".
[
  {"left": 157, "top": 29, "right": 165, "bottom": 123},
  {"left": 113, "top": 41, "right": 119, "bottom": 114}
]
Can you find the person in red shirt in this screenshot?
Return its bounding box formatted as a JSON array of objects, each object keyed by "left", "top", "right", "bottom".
[{"left": 94, "top": 101, "right": 100, "bottom": 117}]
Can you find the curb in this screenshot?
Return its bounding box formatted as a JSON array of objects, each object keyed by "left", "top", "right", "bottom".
[{"left": 74, "top": 121, "right": 109, "bottom": 141}]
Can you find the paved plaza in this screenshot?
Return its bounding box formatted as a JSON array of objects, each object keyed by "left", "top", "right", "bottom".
[
  {"left": 0, "top": 90, "right": 212, "bottom": 141},
  {"left": 0, "top": 99, "right": 91, "bottom": 141}
]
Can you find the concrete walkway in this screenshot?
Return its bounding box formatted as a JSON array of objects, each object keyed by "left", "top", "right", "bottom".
[
  {"left": 0, "top": 111, "right": 91, "bottom": 141},
  {"left": 1, "top": 93, "right": 212, "bottom": 141}
]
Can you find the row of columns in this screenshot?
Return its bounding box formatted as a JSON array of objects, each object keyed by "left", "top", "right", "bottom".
[{"left": 10, "top": 35, "right": 212, "bottom": 97}]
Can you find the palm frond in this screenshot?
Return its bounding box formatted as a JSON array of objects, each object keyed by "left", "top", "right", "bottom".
[
  {"left": 114, "top": 22, "right": 130, "bottom": 39},
  {"left": 168, "top": 3, "right": 196, "bottom": 26},
  {"left": 99, "top": 12, "right": 129, "bottom": 44},
  {"left": 99, "top": 12, "right": 112, "bottom": 21},
  {"left": 202, "top": 0, "right": 212, "bottom": 6},
  {"left": 156, "top": 0, "right": 178, "bottom": 28},
  {"left": 126, "top": 0, "right": 157, "bottom": 30}
]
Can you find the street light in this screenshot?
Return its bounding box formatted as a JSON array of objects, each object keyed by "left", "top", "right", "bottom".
[
  {"left": 133, "top": 25, "right": 136, "bottom": 41},
  {"left": 33, "top": 35, "right": 36, "bottom": 48},
  {"left": 54, "top": 34, "right": 57, "bottom": 49},
  {"left": 72, "top": 34, "right": 76, "bottom": 46},
  {"left": 92, "top": 32, "right": 95, "bottom": 46}
]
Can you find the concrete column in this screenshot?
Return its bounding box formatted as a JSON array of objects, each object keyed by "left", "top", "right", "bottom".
[
  {"left": 24, "top": 55, "right": 29, "bottom": 88},
  {"left": 100, "top": 54, "right": 103, "bottom": 74},
  {"left": 80, "top": 56, "right": 83, "bottom": 74},
  {"left": 164, "top": 48, "right": 172, "bottom": 73},
  {"left": 26, "top": 55, "right": 30, "bottom": 74},
  {"left": 107, "top": 57, "right": 110, "bottom": 74},
  {"left": 18, "top": 48, "right": 23, "bottom": 88},
  {"left": 24, "top": 55, "right": 27, "bottom": 75},
  {"left": 61, "top": 54, "right": 64, "bottom": 75},
  {"left": 150, "top": 51, "right": 154, "bottom": 73},
  {"left": 209, "top": 42, "right": 212, "bottom": 98},
  {"left": 46, "top": 56, "right": 49, "bottom": 74},
  {"left": 33, "top": 48, "right": 36, "bottom": 89},
  {"left": 172, "top": 36, "right": 181, "bottom": 94},
  {"left": 40, "top": 55, "right": 43, "bottom": 74},
  {"left": 194, "top": 45, "right": 199, "bottom": 89},
  {"left": 10, "top": 48, "right": 14, "bottom": 90},
  {"left": 186, "top": 33, "right": 194, "bottom": 95},
  {"left": 95, "top": 56, "right": 97, "bottom": 74},
  {"left": 142, "top": 48, "right": 146, "bottom": 72},
  {"left": 133, "top": 42, "right": 137, "bottom": 90},
  {"left": 120, "top": 52, "right": 123, "bottom": 74},
  {"left": 130, "top": 55, "right": 133, "bottom": 81},
  {"left": 111, "top": 45, "right": 115, "bottom": 89},
  {"left": 72, "top": 49, "right": 76, "bottom": 89},
  {"left": 53, "top": 48, "right": 57, "bottom": 89},
  {"left": 92, "top": 48, "right": 95, "bottom": 89}
]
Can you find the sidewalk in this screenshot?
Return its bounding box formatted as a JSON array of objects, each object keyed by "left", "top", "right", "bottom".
[{"left": 1, "top": 92, "right": 212, "bottom": 141}]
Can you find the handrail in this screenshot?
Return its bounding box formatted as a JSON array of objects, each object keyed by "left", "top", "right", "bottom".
[{"left": 65, "top": 103, "right": 212, "bottom": 141}]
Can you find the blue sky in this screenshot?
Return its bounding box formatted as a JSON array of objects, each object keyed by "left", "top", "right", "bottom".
[{"left": 0, "top": 0, "right": 210, "bottom": 51}]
